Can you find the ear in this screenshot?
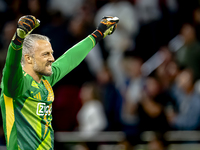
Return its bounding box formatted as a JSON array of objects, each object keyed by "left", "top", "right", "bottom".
[{"left": 24, "top": 54, "right": 33, "bottom": 64}]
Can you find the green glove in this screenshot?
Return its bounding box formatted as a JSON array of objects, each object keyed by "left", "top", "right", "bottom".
[
  {"left": 92, "top": 16, "right": 119, "bottom": 43},
  {"left": 12, "top": 15, "right": 40, "bottom": 45}
]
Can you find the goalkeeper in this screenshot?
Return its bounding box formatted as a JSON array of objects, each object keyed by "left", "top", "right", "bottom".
[{"left": 0, "top": 15, "right": 119, "bottom": 150}]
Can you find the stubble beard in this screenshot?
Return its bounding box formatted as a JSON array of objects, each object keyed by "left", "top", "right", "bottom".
[{"left": 33, "top": 61, "right": 53, "bottom": 76}]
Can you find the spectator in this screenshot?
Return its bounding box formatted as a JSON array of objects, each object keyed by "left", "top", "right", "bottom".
[
  {"left": 120, "top": 51, "right": 144, "bottom": 129},
  {"left": 138, "top": 76, "right": 170, "bottom": 133},
  {"left": 154, "top": 47, "right": 180, "bottom": 90},
  {"left": 175, "top": 23, "right": 200, "bottom": 81},
  {"left": 119, "top": 51, "right": 145, "bottom": 146},
  {"left": 77, "top": 81, "right": 107, "bottom": 137},
  {"left": 96, "top": 63, "right": 123, "bottom": 131},
  {"left": 168, "top": 68, "right": 200, "bottom": 130}
]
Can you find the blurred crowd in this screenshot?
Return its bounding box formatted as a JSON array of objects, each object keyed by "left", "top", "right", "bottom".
[{"left": 1, "top": 0, "right": 200, "bottom": 149}]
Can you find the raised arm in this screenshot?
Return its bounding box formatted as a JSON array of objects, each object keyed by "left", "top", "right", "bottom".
[
  {"left": 48, "top": 16, "right": 119, "bottom": 86},
  {"left": 2, "top": 16, "right": 40, "bottom": 97}
]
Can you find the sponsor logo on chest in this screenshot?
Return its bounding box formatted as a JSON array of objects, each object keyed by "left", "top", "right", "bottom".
[{"left": 36, "top": 103, "right": 52, "bottom": 116}]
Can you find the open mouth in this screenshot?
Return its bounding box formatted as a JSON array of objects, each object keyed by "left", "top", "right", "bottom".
[
  {"left": 46, "top": 64, "right": 51, "bottom": 67},
  {"left": 47, "top": 65, "right": 51, "bottom": 68},
  {"left": 46, "top": 62, "right": 52, "bottom": 67},
  {"left": 46, "top": 64, "right": 52, "bottom": 70}
]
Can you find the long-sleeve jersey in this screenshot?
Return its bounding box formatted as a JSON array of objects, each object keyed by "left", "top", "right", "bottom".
[{"left": 0, "top": 35, "right": 96, "bottom": 150}]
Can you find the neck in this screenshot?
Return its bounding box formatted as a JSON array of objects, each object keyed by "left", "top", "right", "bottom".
[{"left": 23, "top": 65, "right": 42, "bottom": 83}]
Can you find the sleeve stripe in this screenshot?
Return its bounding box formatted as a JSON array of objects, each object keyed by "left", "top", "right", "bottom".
[
  {"left": 11, "top": 43, "right": 22, "bottom": 50},
  {"left": 88, "top": 36, "right": 95, "bottom": 47}
]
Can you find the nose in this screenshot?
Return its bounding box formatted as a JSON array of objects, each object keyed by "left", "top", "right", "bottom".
[{"left": 49, "top": 53, "right": 55, "bottom": 62}]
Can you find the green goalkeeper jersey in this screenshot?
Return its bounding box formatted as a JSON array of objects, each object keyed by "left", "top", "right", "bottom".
[{"left": 0, "top": 35, "right": 96, "bottom": 150}]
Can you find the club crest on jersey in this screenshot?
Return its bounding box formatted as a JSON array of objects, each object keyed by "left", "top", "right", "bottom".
[
  {"left": 31, "top": 81, "right": 39, "bottom": 89},
  {"left": 36, "top": 103, "right": 52, "bottom": 116}
]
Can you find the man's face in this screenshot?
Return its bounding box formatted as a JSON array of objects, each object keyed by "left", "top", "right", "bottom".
[{"left": 32, "top": 40, "right": 55, "bottom": 76}]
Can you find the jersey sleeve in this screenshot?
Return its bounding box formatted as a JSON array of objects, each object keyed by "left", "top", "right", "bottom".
[
  {"left": 2, "top": 41, "right": 24, "bottom": 98},
  {"left": 46, "top": 35, "right": 96, "bottom": 86}
]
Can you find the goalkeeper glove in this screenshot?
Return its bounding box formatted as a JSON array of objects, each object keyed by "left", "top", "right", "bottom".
[
  {"left": 12, "top": 15, "right": 40, "bottom": 45},
  {"left": 92, "top": 16, "right": 119, "bottom": 43}
]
